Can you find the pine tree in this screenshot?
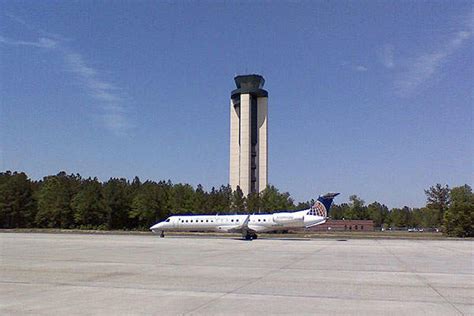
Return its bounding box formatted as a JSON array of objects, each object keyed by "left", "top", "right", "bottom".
[
  {"left": 103, "top": 178, "right": 131, "bottom": 229},
  {"left": 72, "top": 178, "right": 106, "bottom": 228},
  {"left": 0, "top": 171, "right": 36, "bottom": 228},
  {"left": 35, "top": 172, "right": 81, "bottom": 228},
  {"left": 424, "top": 184, "right": 450, "bottom": 226},
  {"left": 246, "top": 192, "right": 260, "bottom": 213},
  {"left": 231, "top": 186, "right": 246, "bottom": 213}
]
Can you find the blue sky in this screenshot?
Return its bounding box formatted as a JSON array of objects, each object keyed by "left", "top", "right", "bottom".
[{"left": 0, "top": 1, "right": 472, "bottom": 208}]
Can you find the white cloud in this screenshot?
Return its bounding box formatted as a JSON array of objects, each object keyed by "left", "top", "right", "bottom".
[
  {"left": 394, "top": 27, "right": 472, "bottom": 97},
  {"left": 378, "top": 44, "right": 394, "bottom": 69},
  {"left": 61, "top": 50, "right": 132, "bottom": 135},
  {"left": 354, "top": 65, "right": 368, "bottom": 72},
  {"left": 1, "top": 18, "right": 133, "bottom": 136},
  {"left": 5, "top": 12, "right": 68, "bottom": 41},
  {"left": 0, "top": 35, "right": 57, "bottom": 48},
  {"left": 340, "top": 61, "right": 368, "bottom": 72}
]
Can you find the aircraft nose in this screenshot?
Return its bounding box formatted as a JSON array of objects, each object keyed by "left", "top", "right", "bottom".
[{"left": 150, "top": 223, "right": 163, "bottom": 231}]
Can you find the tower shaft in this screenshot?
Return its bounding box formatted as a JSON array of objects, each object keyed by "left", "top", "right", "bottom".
[{"left": 229, "top": 75, "right": 268, "bottom": 195}]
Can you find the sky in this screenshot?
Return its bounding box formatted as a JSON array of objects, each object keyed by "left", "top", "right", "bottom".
[{"left": 0, "top": 1, "right": 472, "bottom": 208}]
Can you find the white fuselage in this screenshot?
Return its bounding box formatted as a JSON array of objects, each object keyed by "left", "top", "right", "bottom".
[{"left": 150, "top": 209, "right": 326, "bottom": 234}]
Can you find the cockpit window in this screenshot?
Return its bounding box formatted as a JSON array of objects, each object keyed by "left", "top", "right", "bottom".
[{"left": 165, "top": 218, "right": 171, "bottom": 222}]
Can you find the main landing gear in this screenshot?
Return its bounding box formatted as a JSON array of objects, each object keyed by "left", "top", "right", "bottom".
[
  {"left": 244, "top": 233, "right": 258, "bottom": 240},
  {"left": 160, "top": 231, "right": 165, "bottom": 238}
]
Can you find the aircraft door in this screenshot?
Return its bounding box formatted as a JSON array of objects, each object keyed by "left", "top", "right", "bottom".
[{"left": 175, "top": 218, "right": 181, "bottom": 230}]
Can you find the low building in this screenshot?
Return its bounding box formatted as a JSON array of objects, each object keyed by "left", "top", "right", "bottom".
[{"left": 308, "top": 219, "right": 374, "bottom": 231}]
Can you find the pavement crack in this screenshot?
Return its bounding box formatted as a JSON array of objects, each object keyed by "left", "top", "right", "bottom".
[
  {"left": 375, "top": 239, "right": 465, "bottom": 315},
  {"left": 183, "top": 240, "right": 336, "bottom": 315}
]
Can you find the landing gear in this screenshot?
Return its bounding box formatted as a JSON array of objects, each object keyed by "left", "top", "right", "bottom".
[
  {"left": 244, "top": 233, "right": 258, "bottom": 240},
  {"left": 160, "top": 231, "right": 165, "bottom": 238}
]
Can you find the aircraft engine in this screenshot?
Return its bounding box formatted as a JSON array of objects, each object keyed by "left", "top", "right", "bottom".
[{"left": 273, "top": 213, "right": 304, "bottom": 224}]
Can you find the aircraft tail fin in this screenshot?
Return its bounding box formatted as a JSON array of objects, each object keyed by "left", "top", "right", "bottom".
[{"left": 310, "top": 193, "right": 340, "bottom": 218}]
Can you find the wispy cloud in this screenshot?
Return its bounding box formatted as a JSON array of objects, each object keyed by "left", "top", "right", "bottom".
[
  {"left": 394, "top": 19, "right": 472, "bottom": 97},
  {"left": 62, "top": 51, "right": 132, "bottom": 134},
  {"left": 378, "top": 44, "right": 394, "bottom": 69},
  {"left": 0, "top": 35, "right": 57, "bottom": 48},
  {"left": 5, "top": 12, "right": 68, "bottom": 41},
  {"left": 1, "top": 16, "right": 132, "bottom": 136},
  {"left": 354, "top": 65, "right": 368, "bottom": 72},
  {"left": 340, "top": 61, "right": 368, "bottom": 72}
]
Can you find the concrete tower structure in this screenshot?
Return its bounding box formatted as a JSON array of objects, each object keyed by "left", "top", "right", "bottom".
[{"left": 229, "top": 74, "right": 268, "bottom": 195}]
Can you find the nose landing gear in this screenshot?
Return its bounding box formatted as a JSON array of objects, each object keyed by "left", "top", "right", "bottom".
[{"left": 160, "top": 231, "right": 165, "bottom": 238}]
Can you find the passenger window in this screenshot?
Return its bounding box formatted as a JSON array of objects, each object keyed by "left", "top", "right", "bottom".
[
  {"left": 206, "top": 220, "right": 208, "bottom": 222},
  {"left": 236, "top": 219, "right": 239, "bottom": 222},
  {"left": 231, "top": 219, "right": 234, "bottom": 222},
  {"left": 258, "top": 219, "right": 261, "bottom": 222},
  {"left": 263, "top": 219, "right": 266, "bottom": 222}
]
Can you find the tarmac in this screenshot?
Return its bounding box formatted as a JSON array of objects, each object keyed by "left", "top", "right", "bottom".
[{"left": 1, "top": 233, "right": 472, "bottom": 315}]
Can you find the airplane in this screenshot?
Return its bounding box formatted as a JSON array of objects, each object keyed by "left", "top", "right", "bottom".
[{"left": 150, "top": 192, "right": 339, "bottom": 240}]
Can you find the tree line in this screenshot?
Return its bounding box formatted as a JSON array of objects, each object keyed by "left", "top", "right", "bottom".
[{"left": 0, "top": 171, "right": 472, "bottom": 237}]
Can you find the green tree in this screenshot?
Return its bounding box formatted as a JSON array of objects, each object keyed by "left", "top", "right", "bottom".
[
  {"left": 260, "top": 185, "right": 294, "bottom": 212},
  {"left": 207, "top": 187, "right": 219, "bottom": 213},
  {"left": 103, "top": 178, "right": 132, "bottom": 229},
  {"left": 424, "top": 184, "right": 450, "bottom": 226},
  {"left": 130, "top": 181, "right": 171, "bottom": 228},
  {"left": 388, "top": 207, "right": 411, "bottom": 228},
  {"left": 410, "top": 208, "right": 423, "bottom": 228},
  {"left": 214, "top": 185, "right": 232, "bottom": 214},
  {"left": 193, "top": 184, "right": 208, "bottom": 214},
  {"left": 35, "top": 172, "right": 81, "bottom": 228},
  {"left": 72, "top": 178, "right": 106, "bottom": 228},
  {"left": 443, "top": 185, "right": 474, "bottom": 237},
  {"left": 344, "top": 195, "right": 367, "bottom": 219},
  {"left": 367, "top": 202, "right": 389, "bottom": 227},
  {"left": 411, "top": 207, "right": 440, "bottom": 228},
  {"left": 295, "top": 200, "right": 313, "bottom": 211},
  {"left": 246, "top": 192, "right": 261, "bottom": 213},
  {"left": 169, "top": 183, "right": 195, "bottom": 214},
  {"left": 329, "top": 203, "right": 346, "bottom": 220},
  {"left": 0, "top": 171, "right": 36, "bottom": 228},
  {"left": 231, "top": 186, "right": 246, "bottom": 213}
]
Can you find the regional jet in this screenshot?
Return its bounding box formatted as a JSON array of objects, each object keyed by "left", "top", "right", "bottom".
[{"left": 150, "top": 192, "right": 339, "bottom": 240}]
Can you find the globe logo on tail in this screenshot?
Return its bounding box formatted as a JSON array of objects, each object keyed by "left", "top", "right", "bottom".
[{"left": 308, "top": 201, "right": 327, "bottom": 217}]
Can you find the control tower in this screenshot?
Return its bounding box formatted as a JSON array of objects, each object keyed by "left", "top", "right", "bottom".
[{"left": 229, "top": 74, "right": 268, "bottom": 195}]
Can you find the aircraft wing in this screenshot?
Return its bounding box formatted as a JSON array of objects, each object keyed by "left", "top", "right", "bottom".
[{"left": 226, "top": 214, "right": 257, "bottom": 234}]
